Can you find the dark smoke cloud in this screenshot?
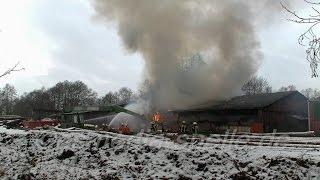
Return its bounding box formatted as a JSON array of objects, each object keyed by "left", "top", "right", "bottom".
[{"left": 92, "top": 0, "right": 286, "bottom": 112}]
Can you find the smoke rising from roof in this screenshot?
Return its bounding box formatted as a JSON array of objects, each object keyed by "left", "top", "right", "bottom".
[{"left": 92, "top": 0, "right": 282, "bottom": 112}]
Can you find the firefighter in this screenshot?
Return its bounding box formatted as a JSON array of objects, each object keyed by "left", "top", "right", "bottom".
[
  {"left": 161, "top": 122, "right": 165, "bottom": 133},
  {"left": 123, "top": 123, "right": 130, "bottom": 134},
  {"left": 151, "top": 121, "right": 157, "bottom": 133},
  {"left": 192, "top": 122, "right": 199, "bottom": 134},
  {"left": 180, "top": 120, "right": 187, "bottom": 133},
  {"left": 102, "top": 124, "right": 109, "bottom": 131},
  {"left": 119, "top": 123, "right": 125, "bottom": 134},
  {"left": 152, "top": 112, "right": 161, "bottom": 133}
]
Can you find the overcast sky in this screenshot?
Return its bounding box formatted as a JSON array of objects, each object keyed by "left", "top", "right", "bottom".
[{"left": 0, "top": 0, "right": 319, "bottom": 96}]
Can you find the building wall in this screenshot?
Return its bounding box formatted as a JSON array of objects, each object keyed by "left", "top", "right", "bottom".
[
  {"left": 168, "top": 92, "right": 308, "bottom": 133},
  {"left": 266, "top": 92, "right": 308, "bottom": 114},
  {"left": 173, "top": 111, "right": 260, "bottom": 133},
  {"left": 308, "top": 101, "right": 320, "bottom": 132},
  {"left": 261, "top": 92, "right": 308, "bottom": 132},
  {"left": 23, "top": 120, "right": 59, "bottom": 129},
  {"left": 61, "top": 111, "right": 113, "bottom": 128},
  {"left": 83, "top": 111, "right": 112, "bottom": 120},
  {"left": 32, "top": 109, "right": 61, "bottom": 120}
]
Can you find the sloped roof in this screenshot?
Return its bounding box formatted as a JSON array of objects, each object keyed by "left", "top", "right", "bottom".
[
  {"left": 0, "top": 115, "right": 24, "bottom": 120},
  {"left": 62, "top": 105, "right": 139, "bottom": 116},
  {"left": 179, "top": 91, "right": 303, "bottom": 112}
]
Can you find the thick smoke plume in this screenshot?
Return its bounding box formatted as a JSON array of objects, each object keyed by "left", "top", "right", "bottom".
[{"left": 92, "top": 0, "right": 281, "bottom": 112}]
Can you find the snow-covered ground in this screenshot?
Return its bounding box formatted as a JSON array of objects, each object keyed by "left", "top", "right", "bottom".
[{"left": 1, "top": 126, "right": 320, "bottom": 179}]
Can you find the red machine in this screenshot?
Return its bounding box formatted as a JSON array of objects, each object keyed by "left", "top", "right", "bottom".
[{"left": 23, "top": 118, "right": 60, "bottom": 129}]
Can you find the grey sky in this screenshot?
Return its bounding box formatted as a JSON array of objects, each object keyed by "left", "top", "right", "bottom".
[{"left": 0, "top": 0, "right": 319, "bottom": 96}]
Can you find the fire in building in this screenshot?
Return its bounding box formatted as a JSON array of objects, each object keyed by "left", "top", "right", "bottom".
[{"left": 163, "top": 91, "right": 309, "bottom": 133}]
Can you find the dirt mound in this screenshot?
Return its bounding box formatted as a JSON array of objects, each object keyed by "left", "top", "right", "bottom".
[{"left": 1, "top": 127, "right": 320, "bottom": 179}]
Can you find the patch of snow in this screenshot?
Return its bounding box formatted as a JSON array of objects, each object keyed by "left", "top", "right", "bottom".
[
  {"left": 0, "top": 126, "right": 27, "bottom": 135},
  {"left": 0, "top": 126, "right": 320, "bottom": 179}
]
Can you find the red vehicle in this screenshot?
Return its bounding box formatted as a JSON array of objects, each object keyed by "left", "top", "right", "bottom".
[{"left": 23, "top": 118, "right": 60, "bottom": 129}]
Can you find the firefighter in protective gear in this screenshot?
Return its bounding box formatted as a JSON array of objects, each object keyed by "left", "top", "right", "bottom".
[
  {"left": 119, "top": 123, "right": 125, "bottom": 133},
  {"left": 152, "top": 112, "right": 161, "bottom": 133},
  {"left": 119, "top": 123, "right": 130, "bottom": 134},
  {"left": 151, "top": 121, "right": 157, "bottom": 133},
  {"left": 192, "top": 122, "right": 199, "bottom": 134},
  {"left": 123, "top": 123, "right": 130, "bottom": 134},
  {"left": 180, "top": 120, "right": 187, "bottom": 133}
]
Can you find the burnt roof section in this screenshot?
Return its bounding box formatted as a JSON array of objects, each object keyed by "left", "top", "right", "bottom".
[{"left": 177, "top": 91, "right": 302, "bottom": 112}]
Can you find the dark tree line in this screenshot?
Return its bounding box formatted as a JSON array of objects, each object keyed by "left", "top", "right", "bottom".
[
  {"left": 2, "top": 77, "right": 319, "bottom": 117},
  {"left": 0, "top": 81, "right": 134, "bottom": 117}
]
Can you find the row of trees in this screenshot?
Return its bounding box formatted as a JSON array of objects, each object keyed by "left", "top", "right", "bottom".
[
  {"left": 1, "top": 77, "right": 319, "bottom": 116},
  {"left": 241, "top": 75, "right": 320, "bottom": 100},
  {"left": 0, "top": 81, "right": 133, "bottom": 117}
]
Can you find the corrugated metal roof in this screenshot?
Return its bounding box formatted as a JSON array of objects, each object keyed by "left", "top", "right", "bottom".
[
  {"left": 61, "top": 111, "right": 92, "bottom": 115},
  {"left": 61, "top": 105, "right": 140, "bottom": 116},
  {"left": 0, "top": 115, "right": 24, "bottom": 120},
  {"left": 177, "top": 91, "right": 302, "bottom": 112}
]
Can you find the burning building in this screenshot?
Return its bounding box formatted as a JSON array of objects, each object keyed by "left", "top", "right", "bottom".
[
  {"left": 91, "top": 0, "right": 304, "bottom": 134},
  {"left": 169, "top": 91, "right": 308, "bottom": 133}
]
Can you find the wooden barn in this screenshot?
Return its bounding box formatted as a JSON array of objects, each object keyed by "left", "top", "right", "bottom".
[{"left": 171, "top": 91, "right": 308, "bottom": 133}]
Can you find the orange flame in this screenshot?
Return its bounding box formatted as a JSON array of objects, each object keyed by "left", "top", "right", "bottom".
[{"left": 153, "top": 112, "right": 161, "bottom": 122}]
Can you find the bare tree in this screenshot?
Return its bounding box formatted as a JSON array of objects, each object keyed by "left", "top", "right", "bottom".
[
  {"left": 301, "top": 87, "right": 320, "bottom": 99},
  {"left": 278, "top": 85, "right": 297, "bottom": 92},
  {"left": 118, "top": 87, "right": 133, "bottom": 104},
  {"left": 99, "top": 91, "right": 120, "bottom": 105},
  {"left": 0, "top": 84, "right": 17, "bottom": 115},
  {"left": 99, "top": 87, "right": 133, "bottom": 106},
  {"left": 179, "top": 53, "right": 206, "bottom": 72},
  {"left": 241, "top": 76, "right": 272, "bottom": 95},
  {"left": 282, "top": 1, "right": 320, "bottom": 77},
  {"left": 47, "top": 81, "right": 97, "bottom": 110},
  {"left": 0, "top": 62, "right": 25, "bottom": 78}
]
